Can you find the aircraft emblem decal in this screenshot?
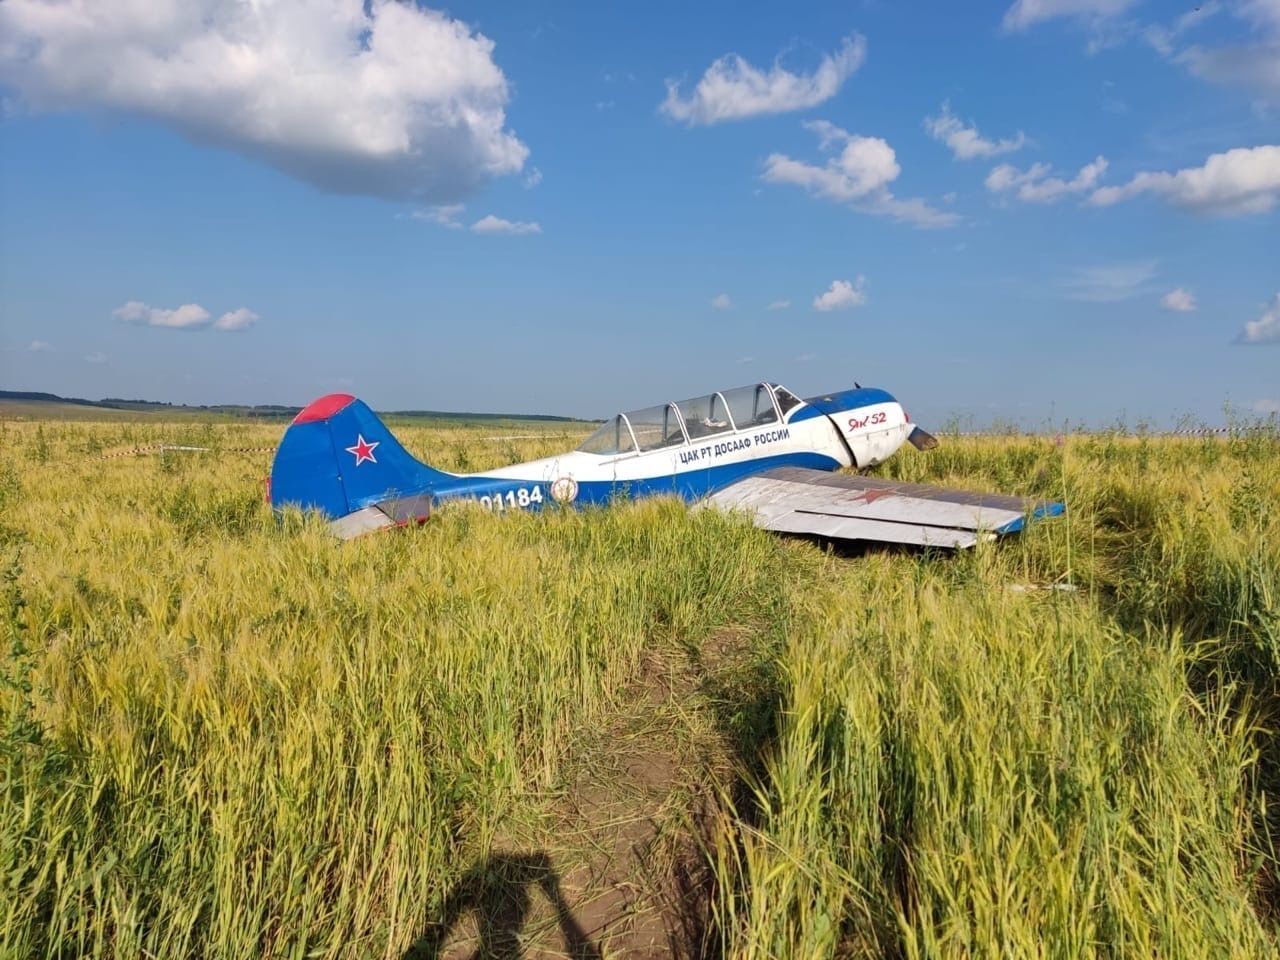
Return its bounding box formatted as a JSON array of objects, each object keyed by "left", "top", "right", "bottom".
[
  {"left": 346, "top": 434, "right": 379, "bottom": 466},
  {"left": 551, "top": 476, "right": 579, "bottom": 504}
]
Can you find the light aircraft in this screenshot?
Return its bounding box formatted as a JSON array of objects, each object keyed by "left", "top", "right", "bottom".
[{"left": 270, "top": 382, "right": 1063, "bottom": 548}]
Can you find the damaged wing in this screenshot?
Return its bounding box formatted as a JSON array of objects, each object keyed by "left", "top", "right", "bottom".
[{"left": 703, "top": 466, "right": 1063, "bottom": 549}]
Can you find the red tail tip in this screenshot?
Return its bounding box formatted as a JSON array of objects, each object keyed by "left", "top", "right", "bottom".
[{"left": 293, "top": 393, "right": 356, "bottom": 424}]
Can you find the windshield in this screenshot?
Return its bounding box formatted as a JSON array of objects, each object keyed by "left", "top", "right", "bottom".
[
  {"left": 771, "top": 384, "right": 803, "bottom": 417},
  {"left": 625, "top": 404, "right": 686, "bottom": 451},
  {"left": 676, "top": 393, "right": 732, "bottom": 440},
  {"left": 578, "top": 415, "right": 637, "bottom": 455},
  {"left": 721, "top": 383, "right": 778, "bottom": 429}
]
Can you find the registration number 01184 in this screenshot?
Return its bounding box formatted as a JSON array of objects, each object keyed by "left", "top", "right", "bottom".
[{"left": 478, "top": 485, "right": 544, "bottom": 511}]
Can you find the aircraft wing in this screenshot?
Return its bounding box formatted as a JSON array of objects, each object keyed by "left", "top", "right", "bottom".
[{"left": 702, "top": 466, "right": 1063, "bottom": 548}]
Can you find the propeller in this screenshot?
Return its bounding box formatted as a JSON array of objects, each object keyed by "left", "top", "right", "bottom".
[{"left": 907, "top": 426, "right": 939, "bottom": 451}]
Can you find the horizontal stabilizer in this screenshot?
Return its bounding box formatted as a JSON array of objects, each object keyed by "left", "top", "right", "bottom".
[
  {"left": 328, "top": 494, "right": 433, "bottom": 540},
  {"left": 703, "top": 466, "right": 1063, "bottom": 549}
]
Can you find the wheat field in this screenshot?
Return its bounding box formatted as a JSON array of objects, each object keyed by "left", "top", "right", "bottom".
[{"left": 2, "top": 417, "right": 1277, "bottom": 958}]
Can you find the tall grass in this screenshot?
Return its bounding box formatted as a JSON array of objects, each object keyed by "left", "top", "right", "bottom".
[
  {"left": 0, "top": 421, "right": 793, "bottom": 958},
  {"left": 2, "top": 421, "right": 1277, "bottom": 958},
  {"left": 715, "top": 432, "right": 1280, "bottom": 957}
]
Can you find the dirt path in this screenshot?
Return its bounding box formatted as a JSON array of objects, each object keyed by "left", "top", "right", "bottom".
[{"left": 413, "top": 642, "right": 742, "bottom": 959}]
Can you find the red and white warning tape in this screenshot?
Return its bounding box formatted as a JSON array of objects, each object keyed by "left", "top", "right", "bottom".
[{"left": 93, "top": 444, "right": 275, "bottom": 461}]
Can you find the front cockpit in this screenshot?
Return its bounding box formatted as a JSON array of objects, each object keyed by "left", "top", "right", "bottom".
[{"left": 578, "top": 382, "right": 805, "bottom": 456}]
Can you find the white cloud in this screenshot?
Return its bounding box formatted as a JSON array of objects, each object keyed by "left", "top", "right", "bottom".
[
  {"left": 767, "top": 299, "right": 791, "bottom": 310},
  {"left": 1177, "top": 43, "right": 1280, "bottom": 99},
  {"left": 1242, "top": 0, "right": 1280, "bottom": 33},
  {"left": 1062, "top": 260, "right": 1158, "bottom": 302},
  {"left": 84, "top": 352, "right": 107, "bottom": 364},
  {"left": 1238, "top": 292, "right": 1280, "bottom": 344},
  {"left": 764, "top": 121, "right": 958, "bottom": 228},
  {"left": 1088, "top": 145, "right": 1280, "bottom": 215},
  {"left": 711, "top": 293, "right": 732, "bottom": 309},
  {"left": 523, "top": 167, "right": 543, "bottom": 188},
  {"left": 27, "top": 340, "right": 52, "bottom": 352},
  {"left": 0, "top": 1, "right": 528, "bottom": 201},
  {"left": 660, "top": 34, "right": 866, "bottom": 125},
  {"left": 924, "top": 103, "right": 1026, "bottom": 160},
  {"left": 113, "top": 301, "right": 212, "bottom": 329},
  {"left": 113, "top": 300, "right": 258, "bottom": 331},
  {"left": 1002, "top": 0, "right": 1138, "bottom": 31},
  {"left": 1161, "top": 287, "right": 1197, "bottom": 312},
  {"left": 214, "top": 308, "right": 259, "bottom": 331},
  {"left": 1146, "top": 1, "right": 1280, "bottom": 101},
  {"left": 813, "top": 277, "right": 867, "bottom": 312},
  {"left": 470, "top": 214, "right": 541, "bottom": 235},
  {"left": 412, "top": 204, "right": 465, "bottom": 228},
  {"left": 1144, "top": 3, "right": 1223, "bottom": 57},
  {"left": 986, "top": 156, "right": 1108, "bottom": 202}
]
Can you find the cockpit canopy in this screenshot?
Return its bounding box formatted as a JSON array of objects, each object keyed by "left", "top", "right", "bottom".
[{"left": 578, "top": 382, "right": 804, "bottom": 456}]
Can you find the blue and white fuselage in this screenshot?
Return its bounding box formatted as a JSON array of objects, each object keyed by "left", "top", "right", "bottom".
[{"left": 269, "top": 382, "right": 926, "bottom": 536}]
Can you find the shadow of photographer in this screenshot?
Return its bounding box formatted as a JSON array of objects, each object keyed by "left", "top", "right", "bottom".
[{"left": 403, "top": 851, "right": 601, "bottom": 960}]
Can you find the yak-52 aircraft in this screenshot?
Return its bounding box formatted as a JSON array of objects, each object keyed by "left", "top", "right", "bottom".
[{"left": 270, "top": 382, "right": 1063, "bottom": 548}]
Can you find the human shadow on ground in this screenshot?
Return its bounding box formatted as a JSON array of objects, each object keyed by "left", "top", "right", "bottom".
[{"left": 402, "top": 852, "right": 602, "bottom": 960}]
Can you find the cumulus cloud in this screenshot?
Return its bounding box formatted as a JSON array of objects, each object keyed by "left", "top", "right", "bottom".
[
  {"left": 1002, "top": 0, "right": 1138, "bottom": 31},
  {"left": 1161, "top": 287, "right": 1197, "bottom": 312},
  {"left": 0, "top": 0, "right": 528, "bottom": 201},
  {"left": 986, "top": 156, "right": 1108, "bottom": 203},
  {"left": 813, "top": 277, "right": 867, "bottom": 312},
  {"left": 27, "top": 340, "right": 52, "bottom": 352},
  {"left": 113, "top": 300, "right": 258, "bottom": 331},
  {"left": 924, "top": 103, "right": 1026, "bottom": 160},
  {"left": 1062, "top": 260, "right": 1158, "bottom": 302},
  {"left": 113, "top": 301, "right": 211, "bottom": 329},
  {"left": 764, "top": 121, "right": 958, "bottom": 228},
  {"left": 411, "top": 204, "right": 465, "bottom": 228},
  {"left": 660, "top": 34, "right": 865, "bottom": 125},
  {"left": 711, "top": 293, "right": 732, "bottom": 309},
  {"left": 214, "top": 308, "right": 259, "bottom": 331},
  {"left": 1238, "top": 292, "right": 1280, "bottom": 344},
  {"left": 470, "top": 214, "right": 541, "bottom": 235},
  {"left": 1088, "top": 145, "right": 1280, "bottom": 215}
]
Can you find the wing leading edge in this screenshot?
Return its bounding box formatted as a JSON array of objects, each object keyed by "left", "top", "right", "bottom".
[{"left": 703, "top": 466, "right": 1064, "bottom": 549}]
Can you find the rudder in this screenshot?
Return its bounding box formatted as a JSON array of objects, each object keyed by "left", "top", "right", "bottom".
[{"left": 270, "top": 393, "right": 451, "bottom": 519}]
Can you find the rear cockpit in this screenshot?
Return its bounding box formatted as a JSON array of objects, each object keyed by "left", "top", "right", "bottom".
[{"left": 578, "top": 382, "right": 804, "bottom": 456}]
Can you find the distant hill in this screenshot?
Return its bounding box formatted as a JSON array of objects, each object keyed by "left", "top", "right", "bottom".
[{"left": 0, "top": 390, "right": 586, "bottom": 424}]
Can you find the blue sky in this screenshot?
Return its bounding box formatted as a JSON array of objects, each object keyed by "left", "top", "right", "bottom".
[{"left": 1, "top": 0, "right": 1277, "bottom": 426}]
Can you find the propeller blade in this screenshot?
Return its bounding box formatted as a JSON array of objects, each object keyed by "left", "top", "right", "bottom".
[{"left": 908, "top": 426, "right": 939, "bottom": 451}]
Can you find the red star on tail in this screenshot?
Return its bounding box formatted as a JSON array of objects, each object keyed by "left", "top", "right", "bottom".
[{"left": 345, "top": 434, "right": 379, "bottom": 466}]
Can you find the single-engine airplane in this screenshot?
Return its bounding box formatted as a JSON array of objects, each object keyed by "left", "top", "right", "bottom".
[{"left": 270, "top": 382, "right": 1063, "bottom": 548}]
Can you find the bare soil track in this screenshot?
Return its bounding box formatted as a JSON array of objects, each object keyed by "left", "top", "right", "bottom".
[{"left": 406, "top": 641, "right": 743, "bottom": 959}]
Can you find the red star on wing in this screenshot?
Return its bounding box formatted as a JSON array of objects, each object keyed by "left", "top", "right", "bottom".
[{"left": 345, "top": 434, "right": 379, "bottom": 466}]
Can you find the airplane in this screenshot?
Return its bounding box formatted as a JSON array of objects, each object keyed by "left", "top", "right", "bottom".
[{"left": 269, "top": 382, "right": 1064, "bottom": 548}]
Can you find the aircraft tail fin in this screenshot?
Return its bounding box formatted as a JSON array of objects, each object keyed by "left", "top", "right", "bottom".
[{"left": 270, "top": 393, "right": 451, "bottom": 520}]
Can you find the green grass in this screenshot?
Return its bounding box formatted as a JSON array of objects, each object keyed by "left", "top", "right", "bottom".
[
  {"left": 1, "top": 419, "right": 1278, "bottom": 958},
  {"left": 714, "top": 432, "right": 1280, "bottom": 957}
]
